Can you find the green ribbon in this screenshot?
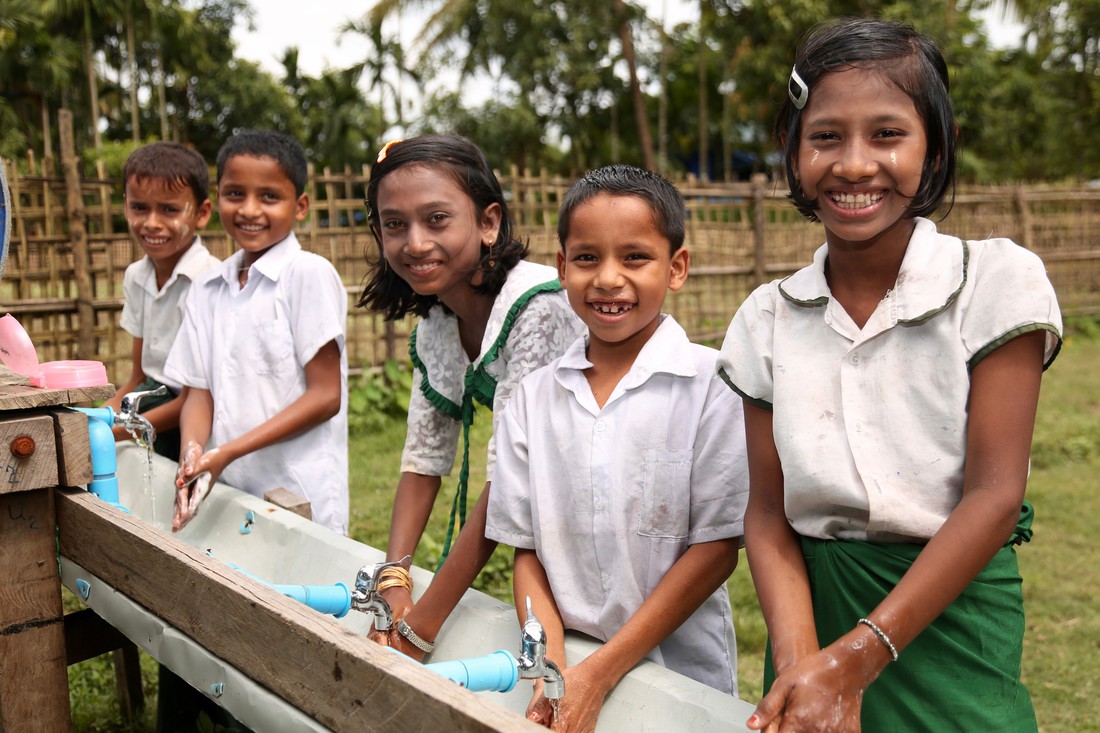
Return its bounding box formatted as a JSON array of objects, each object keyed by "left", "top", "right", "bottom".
[{"left": 408, "top": 280, "right": 565, "bottom": 571}]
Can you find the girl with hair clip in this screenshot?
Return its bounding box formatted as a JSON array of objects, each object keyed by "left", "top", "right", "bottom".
[
  {"left": 359, "top": 135, "right": 583, "bottom": 659},
  {"left": 717, "top": 18, "right": 1061, "bottom": 732}
]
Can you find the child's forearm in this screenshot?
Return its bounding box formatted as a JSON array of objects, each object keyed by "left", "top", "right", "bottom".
[
  {"left": 386, "top": 472, "right": 442, "bottom": 561},
  {"left": 580, "top": 538, "right": 738, "bottom": 688},
  {"left": 403, "top": 486, "right": 499, "bottom": 642},
  {"left": 214, "top": 340, "right": 341, "bottom": 465},
  {"left": 178, "top": 387, "right": 213, "bottom": 450},
  {"left": 860, "top": 330, "right": 1045, "bottom": 655},
  {"left": 513, "top": 547, "right": 566, "bottom": 665},
  {"left": 742, "top": 401, "right": 819, "bottom": 673}
]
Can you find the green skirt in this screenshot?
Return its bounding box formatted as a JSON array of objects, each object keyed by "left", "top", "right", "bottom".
[{"left": 764, "top": 504, "right": 1037, "bottom": 732}]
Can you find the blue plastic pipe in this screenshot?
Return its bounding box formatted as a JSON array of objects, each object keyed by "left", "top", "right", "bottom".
[
  {"left": 423, "top": 650, "right": 520, "bottom": 694},
  {"left": 72, "top": 407, "right": 129, "bottom": 512},
  {"left": 270, "top": 582, "right": 352, "bottom": 618},
  {"left": 225, "top": 562, "right": 352, "bottom": 618}
]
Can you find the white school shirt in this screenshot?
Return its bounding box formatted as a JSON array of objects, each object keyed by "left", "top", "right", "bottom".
[
  {"left": 164, "top": 232, "right": 349, "bottom": 534},
  {"left": 119, "top": 238, "right": 220, "bottom": 392},
  {"left": 486, "top": 315, "right": 748, "bottom": 694},
  {"left": 717, "top": 218, "right": 1062, "bottom": 542},
  {"left": 400, "top": 260, "right": 583, "bottom": 479}
]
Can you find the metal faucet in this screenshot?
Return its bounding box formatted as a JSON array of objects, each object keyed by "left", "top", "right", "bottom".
[
  {"left": 517, "top": 597, "right": 564, "bottom": 700},
  {"left": 117, "top": 385, "right": 168, "bottom": 447},
  {"left": 350, "top": 555, "right": 411, "bottom": 632}
]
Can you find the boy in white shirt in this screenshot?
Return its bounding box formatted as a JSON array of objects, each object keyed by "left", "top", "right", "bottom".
[
  {"left": 165, "top": 130, "right": 348, "bottom": 534},
  {"left": 485, "top": 164, "right": 749, "bottom": 729},
  {"left": 104, "top": 142, "right": 220, "bottom": 460}
]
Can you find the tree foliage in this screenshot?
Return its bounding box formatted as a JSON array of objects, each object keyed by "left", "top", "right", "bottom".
[{"left": 1, "top": 0, "right": 1097, "bottom": 182}]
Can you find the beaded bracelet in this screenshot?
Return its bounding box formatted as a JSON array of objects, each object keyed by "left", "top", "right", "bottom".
[{"left": 858, "top": 618, "right": 899, "bottom": 662}]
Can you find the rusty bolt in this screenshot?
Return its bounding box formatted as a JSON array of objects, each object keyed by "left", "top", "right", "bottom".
[{"left": 10, "top": 435, "right": 36, "bottom": 458}]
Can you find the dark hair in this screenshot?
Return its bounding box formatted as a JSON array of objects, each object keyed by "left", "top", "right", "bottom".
[
  {"left": 122, "top": 142, "right": 210, "bottom": 206},
  {"left": 774, "top": 17, "right": 957, "bottom": 221},
  {"left": 557, "top": 164, "right": 686, "bottom": 253},
  {"left": 215, "top": 130, "right": 308, "bottom": 196},
  {"left": 357, "top": 134, "right": 528, "bottom": 321}
]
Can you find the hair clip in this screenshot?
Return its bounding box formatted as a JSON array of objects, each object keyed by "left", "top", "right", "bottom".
[
  {"left": 788, "top": 66, "right": 809, "bottom": 110},
  {"left": 376, "top": 139, "right": 403, "bottom": 163}
]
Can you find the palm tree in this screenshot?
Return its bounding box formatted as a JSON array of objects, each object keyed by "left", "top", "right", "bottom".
[{"left": 340, "top": 13, "right": 421, "bottom": 135}]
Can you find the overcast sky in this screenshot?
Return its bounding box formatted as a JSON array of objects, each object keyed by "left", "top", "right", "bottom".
[{"left": 232, "top": 0, "right": 701, "bottom": 79}]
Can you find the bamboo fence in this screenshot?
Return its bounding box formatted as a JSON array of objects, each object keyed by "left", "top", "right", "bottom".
[{"left": 3, "top": 149, "right": 1098, "bottom": 386}]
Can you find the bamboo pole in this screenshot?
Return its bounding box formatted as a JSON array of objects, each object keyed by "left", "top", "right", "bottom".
[
  {"left": 59, "top": 109, "right": 96, "bottom": 360},
  {"left": 751, "top": 173, "right": 768, "bottom": 286}
]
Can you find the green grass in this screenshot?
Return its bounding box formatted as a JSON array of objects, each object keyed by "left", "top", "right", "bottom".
[{"left": 69, "top": 333, "right": 1099, "bottom": 731}]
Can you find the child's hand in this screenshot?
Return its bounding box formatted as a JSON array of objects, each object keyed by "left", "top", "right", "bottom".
[
  {"left": 746, "top": 628, "right": 883, "bottom": 732},
  {"left": 172, "top": 470, "right": 212, "bottom": 532},
  {"left": 172, "top": 442, "right": 228, "bottom": 532},
  {"left": 527, "top": 663, "right": 606, "bottom": 733}
]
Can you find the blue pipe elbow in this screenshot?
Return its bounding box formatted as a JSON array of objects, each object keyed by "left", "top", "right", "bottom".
[
  {"left": 72, "top": 407, "right": 128, "bottom": 512},
  {"left": 423, "top": 650, "right": 520, "bottom": 694}
]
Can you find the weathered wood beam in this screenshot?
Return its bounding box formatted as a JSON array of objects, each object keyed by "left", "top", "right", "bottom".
[{"left": 55, "top": 488, "right": 538, "bottom": 733}]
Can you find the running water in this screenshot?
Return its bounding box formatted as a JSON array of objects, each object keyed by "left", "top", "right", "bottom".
[
  {"left": 142, "top": 443, "right": 155, "bottom": 527},
  {"left": 550, "top": 698, "right": 561, "bottom": 725},
  {"left": 125, "top": 424, "right": 158, "bottom": 528}
]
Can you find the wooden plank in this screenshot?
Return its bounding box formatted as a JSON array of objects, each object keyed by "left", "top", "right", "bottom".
[
  {"left": 263, "top": 487, "right": 312, "bottom": 520},
  {"left": 48, "top": 407, "right": 93, "bottom": 487},
  {"left": 0, "top": 370, "right": 115, "bottom": 411},
  {"left": 0, "top": 413, "right": 58, "bottom": 493},
  {"left": 64, "top": 607, "right": 132, "bottom": 665},
  {"left": 55, "top": 488, "right": 539, "bottom": 733},
  {"left": 63, "top": 608, "right": 145, "bottom": 721},
  {"left": 0, "top": 488, "right": 71, "bottom": 732}
]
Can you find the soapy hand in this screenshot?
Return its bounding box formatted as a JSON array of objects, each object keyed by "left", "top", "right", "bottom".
[
  {"left": 172, "top": 470, "right": 212, "bottom": 532},
  {"left": 173, "top": 442, "right": 224, "bottom": 532}
]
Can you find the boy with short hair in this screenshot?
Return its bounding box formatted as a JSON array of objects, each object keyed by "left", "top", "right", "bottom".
[
  {"left": 165, "top": 129, "right": 349, "bottom": 534},
  {"left": 104, "top": 141, "right": 220, "bottom": 460},
  {"left": 485, "top": 164, "right": 749, "bottom": 729}
]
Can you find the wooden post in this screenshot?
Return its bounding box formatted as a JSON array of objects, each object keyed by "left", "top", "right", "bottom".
[
  {"left": 0, "top": 411, "right": 77, "bottom": 732},
  {"left": 751, "top": 173, "right": 768, "bottom": 286},
  {"left": 59, "top": 109, "right": 96, "bottom": 361},
  {"left": 1014, "top": 184, "right": 1035, "bottom": 251}
]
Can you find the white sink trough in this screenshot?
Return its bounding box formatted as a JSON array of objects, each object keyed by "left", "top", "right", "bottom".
[{"left": 60, "top": 442, "right": 755, "bottom": 732}]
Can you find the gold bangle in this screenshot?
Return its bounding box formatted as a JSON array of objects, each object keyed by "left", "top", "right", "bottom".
[
  {"left": 376, "top": 577, "right": 412, "bottom": 594},
  {"left": 378, "top": 566, "right": 412, "bottom": 587}
]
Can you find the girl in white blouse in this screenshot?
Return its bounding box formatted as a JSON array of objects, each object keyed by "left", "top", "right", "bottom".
[
  {"left": 719, "top": 18, "right": 1060, "bottom": 732},
  {"left": 358, "top": 135, "right": 583, "bottom": 658}
]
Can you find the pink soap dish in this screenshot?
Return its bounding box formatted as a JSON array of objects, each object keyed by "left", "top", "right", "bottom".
[{"left": 0, "top": 313, "right": 108, "bottom": 389}]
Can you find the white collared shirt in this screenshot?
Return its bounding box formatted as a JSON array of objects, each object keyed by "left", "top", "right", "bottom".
[
  {"left": 486, "top": 315, "right": 748, "bottom": 694},
  {"left": 119, "top": 238, "right": 220, "bottom": 391},
  {"left": 718, "top": 218, "right": 1062, "bottom": 542},
  {"left": 164, "top": 233, "right": 349, "bottom": 534}
]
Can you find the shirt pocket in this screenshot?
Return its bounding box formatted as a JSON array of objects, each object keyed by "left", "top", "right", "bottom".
[
  {"left": 251, "top": 320, "right": 296, "bottom": 375},
  {"left": 638, "top": 448, "right": 693, "bottom": 539}
]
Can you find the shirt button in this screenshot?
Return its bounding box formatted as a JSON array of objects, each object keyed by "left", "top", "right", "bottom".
[
  {"left": 601, "top": 575, "right": 611, "bottom": 590},
  {"left": 855, "top": 422, "right": 863, "bottom": 432},
  {"left": 594, "top": 421, "right": 605, "bottom": 433},
  {"left": 594, "top": 498, "right": 603, "bottom": 511},
  {"left": 849, "top": 353, "right": 861, "bottom": 366}
]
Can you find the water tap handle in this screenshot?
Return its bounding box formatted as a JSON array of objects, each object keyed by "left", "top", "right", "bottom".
[
  {"left": 350, "top": 555, "right": 411, "bottom": 632},
  {"left": 120, "top": 385, "right": 168, "bottom": 418}
]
